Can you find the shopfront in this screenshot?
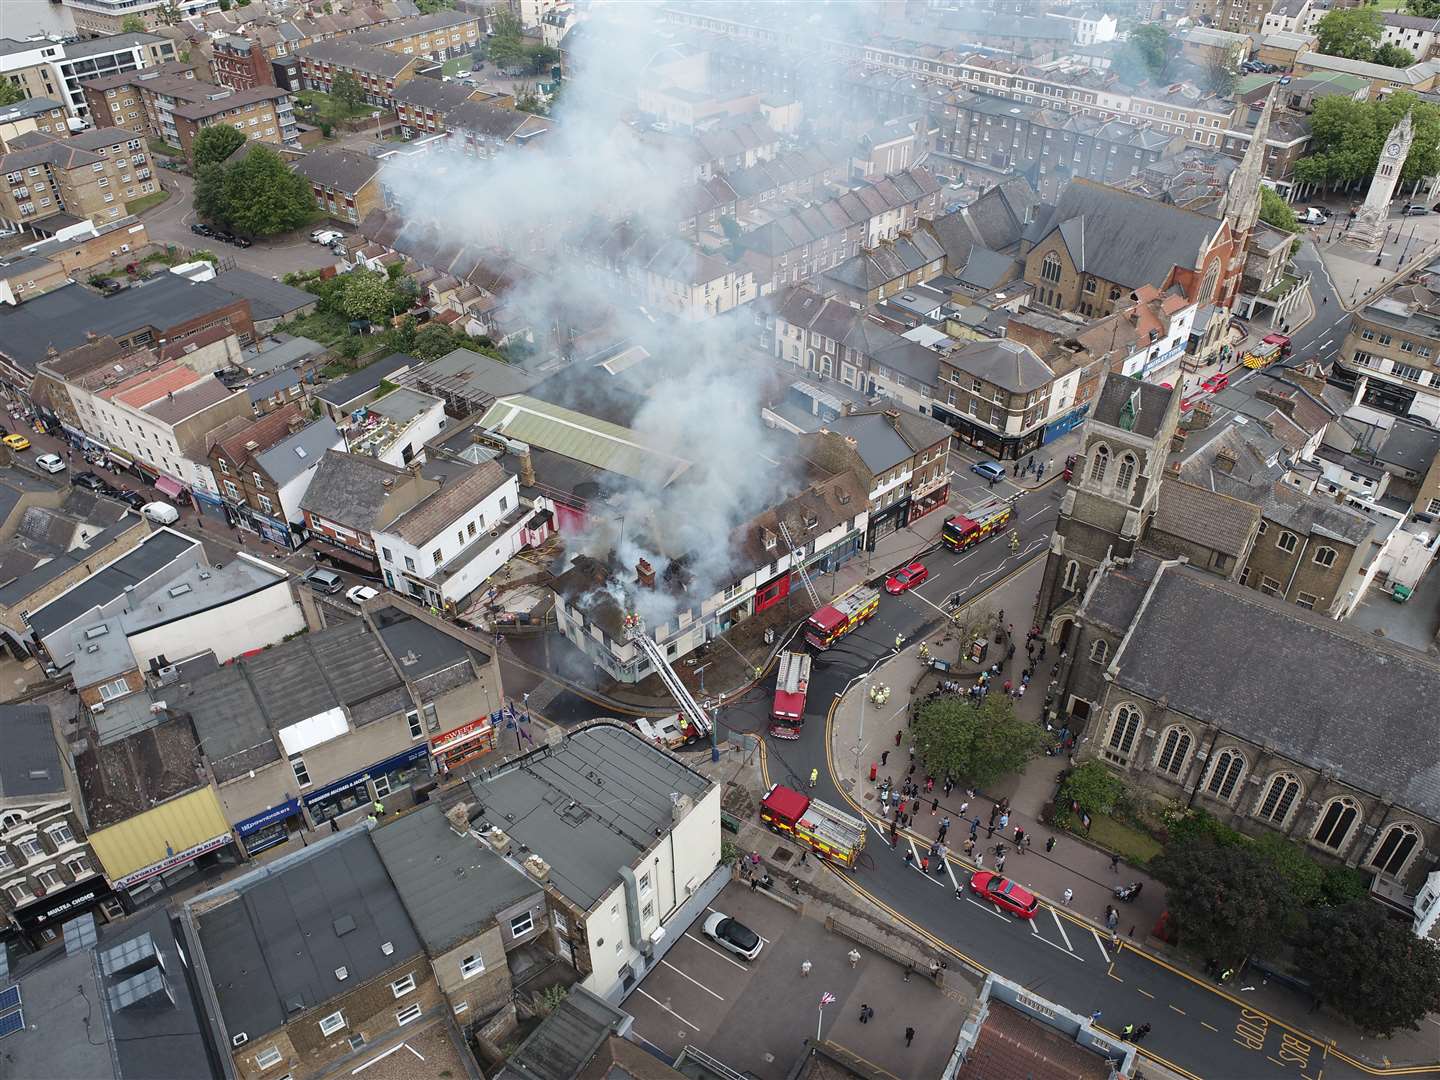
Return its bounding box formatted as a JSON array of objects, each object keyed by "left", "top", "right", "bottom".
[
  {"left": 866, "top": 497, "right": 911, "bottom": 549},
  {"left": 190, "top": 486, "right": 227, "bottom": 519},
  {"left": 113, "top": 832, "right": 233, "bottom": 896},
  {"left": 908, "top": 480, "right": 950, "bottom": 524},
  {"left": 235, "top": 798, "right": 303, "bottom": 856},
  {"left": 12, "top": 879, "right": 119, "bottom": 945},
  {"left": 154, "top": 474, "right": 191, "bottom": 506},
  {"left": 430, "top": 717, "right": 495, "bottom": 775},
  {"left": 302, "top": 745, "right": 432, "bottom": 823}
]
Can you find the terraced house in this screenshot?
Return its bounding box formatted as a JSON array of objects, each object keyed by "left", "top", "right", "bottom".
[{"left": 298, "top": 41, "right": 420, "bottom": 109}]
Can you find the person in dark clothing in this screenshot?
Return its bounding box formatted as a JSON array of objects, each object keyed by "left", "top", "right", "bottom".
[
  {"left": 904, "top": 1026, "right": 916, "bottom": 1046},
  {"left": 1046, "top": 836, "right": 1056, "bottom": 852},
  {"left": 859, "top": 1005, "right": 873, "bottom": 1023},
  {"left": 880, "top": 750, "right": 889, "bottom": 766}
]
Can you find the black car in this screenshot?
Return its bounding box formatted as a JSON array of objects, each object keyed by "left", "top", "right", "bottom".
[
  {"left": 190, "top": 222, "right": 213, "bottom": 237},
  {"left": 229, "top": 235, "right": 253, "bottom": 248},
  {"left": 73, "top": 471, "right": 107, "bottom": 491},
  {"left": 113, "top": 489, "right": 146, "bottom": 510},
  {"left": 94, "top": 278, "right": 122, "bottom": 295},
  {"left": 214, "top": 232, "right": 236, "bottom": 245}
]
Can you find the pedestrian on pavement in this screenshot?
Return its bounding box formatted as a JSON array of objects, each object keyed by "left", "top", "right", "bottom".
[
  {"left": 329, "top": 817, "right": 340, "bottom": 833},
  {"left": 920, "top": 856, "right": 930, "bottom": 873},
  {"left": 881, "top": 750, "right": 889, "bottom": 766},
  {"left": 974, "top": 852, "right": 984, "bottom": 870},
  {"left": 995, "top": 854, "right": 1006, "bottom": 873},
  {"left": 894, "top": 730, "right": 902, "bottom": 746},
  {"left": 944, "top": 777, "right": 954, "bottom": 797},
  {"left": 1121, "top": 1023, "right": 1135, "bottom": 1041},
  {"left": 904, "top": 850, "right": 914, "bottom": 866},
  {"left": 931, "top": 797, "right": 939, "bottom": 815},
  {"left": 986, "top": 820, "right": 995, "bottom": 839},
  {"left": 859, "top": 1005, "right": 873, "bottom": 1024},
  {"left": 989, "top": 804, "right": 998, "bottom": 826},
  {"left": 1089, "top": 1010, "right": 1102, "bottom": 1024},
  {"left": 958, "top": 800, "right": 969, "bottom": 816},
  {"left": 905, "top": 1026, "right": 916, "bottom": 1047},
  {"left": 801, "top": 960, "right": 812, "bottom": 977},
  {"left": 964, "top": 837, "right": 976, "bottom": 856},
  {"left": 1062, "top": 887, "right": 1073, "bottom": 904},
  {"left": 971, "top": 817, "right": 980, "bottom": 838},
  {"left": 1110, "top": 853, "right": 1121, "bottom": 874},
  {"left": 998, "top": 811, "right": 1009, "bottom": 831},
  {"left": 895, "top": 633, "right": 904, "bottom": 650},
  {"left": 938, "top": 817, "right": 950, "bottom": 841},
  {"left": 1105, "top": 906, "right": 1118, "bottom": 931},
  {"left": 1015, "top": 826, "right": 1026, "bottom": 845},
  {"left": 1045, "top": 835, "right": 1056, "bottom": 853},
  {"left": 912, "top": 799, "right": 921, "bottom": 815},
  {"left": 849, "top": 948, "right": 861, "bottom": 968},
  {"left": 801, "top": 850, "right": 808, "bottom": 865}
]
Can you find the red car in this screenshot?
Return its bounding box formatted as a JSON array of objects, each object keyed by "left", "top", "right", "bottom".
[
  {"left": 885, "top": 561, "right": 929, "bottom": 594},
  {"left": 970, "top": 871, "right": 1039, "bottom": 919},
  {"left": 1200, "top": 372, "right": 1230, "bottom": 394}
]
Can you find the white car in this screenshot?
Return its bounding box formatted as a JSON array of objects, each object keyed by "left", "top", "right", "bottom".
[
  {"left": 345, "top": 585, "right": 379, "bottom": 605},
  {"left": 35, "top": 453, "right": 65, "bottom": 474},
  {"left": 311, "top": 228, "right": 343, "bottom": 245},
  {"left": 141, "top": 501, "right": 179, "bottom": 525},
  {"left": 702, "top": 911, "right": 762, "bottom": 960}
]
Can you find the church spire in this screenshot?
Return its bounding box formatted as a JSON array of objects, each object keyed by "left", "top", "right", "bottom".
[{"left": 1225, "top": 87, "right": 1277, "bottom": 243}]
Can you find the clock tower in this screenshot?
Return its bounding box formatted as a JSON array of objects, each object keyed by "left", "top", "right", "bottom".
[{"left": 1350, "top": 111, "right": 1415, "bottom": 249}]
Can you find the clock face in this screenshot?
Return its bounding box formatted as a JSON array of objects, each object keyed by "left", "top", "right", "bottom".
[{"left": 1387, "top": 141, "right": 1403, "bottom": 158}]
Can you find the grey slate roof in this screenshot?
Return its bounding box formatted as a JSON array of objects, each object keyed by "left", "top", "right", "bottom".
[
  {"left": 171, "top": 665, "right": 279, "bottom": 783},
  {"left": 292, "top": 147, "right": 383, "bottom": 194},
  {"left": 0, "top": 703, "right": 61, "bottom": 799},
  {"left": 299, "top": 448, "right": 413, "bottom": 531},
  {"left": 192, "top": 831, "right": 424, "bottom": 1040},
  {"left": 497, "top": 985, "right": 628, "bottom": 1080},
  {"left": 370, "top": 803, "right": 538, "bottom": 954},
  {"left": 950, "top": 338, "right": 1053, "bottom": 393},
  {"left": 254, "top": 417, "right": 341, "bottom": 486},
  {"left": 1041, "top": 178, "right": 1222, "bottom": 290},
  {"left": 208, "top": 269, "right": 315, "bottom": 322},
  {"left": 317, "top": 353, "right": 415, "bottom": 407},
  {"left": 382, "top": 460, "right": 508, "bottom": 544},
  {"left": 1092, "top": 373, "right": 1173, "bottom": 438},
  {"left": 466, "top": 724, "right": 710, "bottom": 910},
  {"left": 958, "top": 246, "right": 1017, "bottom": 291},
  {"left": 241, "top": 334, "right": 326, "bottom": 375},
  {"left": 1099, "top": 561, "right": 1440, "bottom": 823}
]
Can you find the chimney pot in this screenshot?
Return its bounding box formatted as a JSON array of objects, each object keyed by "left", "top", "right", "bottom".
[{"left": 636, "top": 558, "right": 656, "bottom": 589}]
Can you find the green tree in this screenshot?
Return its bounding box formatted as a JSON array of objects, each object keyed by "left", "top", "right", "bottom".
[
  {"left": 155, "top": 5, "right": 182, "bottom": 25},
  {"left": 526, "top": 44, "right": 561, "bottom": 75},
  {"left": 911, "top": 695, "right": 1043, "bottom": 789},
  {"left": 121, "top": 14, "right": 147, "bottom": 32},
  {"left": 1298, "top": 903, "right": 1440, "bottom": 1036},
  {"left": 191, "top": 124, "right": 246, "bottom": 168},
  {"left": 1407, "top": 0, "right": 1440, "bottom": 16},
  {"left": 0, "top": 81, "right": 26, "bottom": 108},
  {"left": 1056, "top": 761, "right": 1126, "bottom": 821},
  {"left": 1295, "top": 92, "right": 1440, "bottom": 192},
  {"left": 385, "top": 315, "right": 417, "bottom": 355},
  {"left": 414, "top": 0, "right": 453, "bottom": 12},
  {"left": 219, "top": 145, "right": 316, "bottom": 236},
  {"left": 487, "top": 8, "right": 528, "bottom": 71},
  {"left": 1259, "top": 186, "right": 1301, "bottom": 233},
  {"left": 330, "top": 71, "right": 366, "bottom": 114},
  {"left": 334, "top": 269, "right": 400, "bottom": 323},
  {"left": 1150, "top": 839, "right": 1292, "bottom": 965},
  {"left": 218, "top": 0, "right": 230, "bottom": 9},
  {"left": 192, "top": 161, "right": 230, "bottom": 226},
  {"left": 1374, "top": 44, "right": 1417, "bottom": 68},
  {"left": 1200, "top": 44, "right": 1241, "bottom": 98},
  {"left": 1316, "top": 7, "right": 1382, "bottom": 61},
  {"left": 410, "top": 321, "right": 468, "bottom": 360},
  {"left": 1125, "top": 23, "right": 1174, "bottom": 80}
]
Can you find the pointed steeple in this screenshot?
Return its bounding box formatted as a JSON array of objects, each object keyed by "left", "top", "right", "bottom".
[{"left": 1224, "top": 87, "right": 1277, "bottom": 243}]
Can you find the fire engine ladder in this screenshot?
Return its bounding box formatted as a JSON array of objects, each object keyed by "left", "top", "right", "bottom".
[
  {"left": 625, "top": 616, "right": 712, "bottom": 738},
  {"left": 776, "top": 519, "right": 821, "bottom": 609}
]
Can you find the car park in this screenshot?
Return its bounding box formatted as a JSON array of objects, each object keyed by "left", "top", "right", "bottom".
[
  {"left": 969, "top": 871, "right": 1039, "bottom": 919},
  {"left": 140, "top": 501, "right": 179, "bottom": 524},
  {"left": 971, "top": 460, "right": 1005, "bottom": 483},
  {"left": 346, "top": 584, "right": 379, "bottom": 604},
  {"left": 702, "top": 911, "right": 763, "bottom": 960},
  {"left": 885, "top": 561, "right": 929, "bottom": 594},
  {"left": 34, "top": 453, "right": 64, "bottom": 473},
  {"left": 2, "top": 434, "right": 30, "bottom": 451}
]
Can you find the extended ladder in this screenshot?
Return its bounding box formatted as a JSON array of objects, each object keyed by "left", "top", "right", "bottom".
[
  {"left": 625, "top": 616, "right": 712, "bottom": 738},
  {"left": 776, "top": 518, "right": 821, "bottom": 608}
]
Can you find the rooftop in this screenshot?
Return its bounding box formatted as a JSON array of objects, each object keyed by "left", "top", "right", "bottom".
[
  {"left": 466, "top": 724, "right": 711, "bottom": 910},
  {"left": 253, "top": 417, "right": 342, "bottom": 487},
  {"left": 190, "top": 830, "right": 424, "bottom": 1042},
  {"left": 299, "top": 448, "right": 426, "bottom": 532},
  {"left": 207, "top": 269, "right": 314, "bottom": 323},
  {"left": 381, "top": 460, "right": 509, "bottom": 545},
  {"left": 316, "top": 352, "right": 415, "bottom": 407},
  {"left": 0, "top": 703, "right": 61, "bottom": 802},
  {"left": 370, "top": 803, "right": 538, "bottom": 954}
]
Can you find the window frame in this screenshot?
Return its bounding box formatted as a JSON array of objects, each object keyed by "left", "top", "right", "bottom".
[
  {"left": 460, "top": 952, "right": 485, "bottom": 979},
  {"left": 390, "top": 972, "right": 416, "bottom": 998},
  {"left": 255, "top": 1047, "right": 283, "bottom": 1070},
  {"left": 318, "top": 1010, "right": 346, "bottom": 1037},
  {"left": 396, "top": 1002, "right": 423, "bottom": 1026},
  {"left": 510, "top": 911, "right": 535, "bottom": 938}
]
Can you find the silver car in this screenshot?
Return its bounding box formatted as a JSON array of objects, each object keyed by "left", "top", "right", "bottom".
[{"left": 702, "top": 912, "right": 762, "bottom": 960}]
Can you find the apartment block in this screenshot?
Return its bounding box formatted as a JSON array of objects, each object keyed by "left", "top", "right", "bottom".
[
  {"left": 80, "top": 62, "right": 197, "bottom": 137},
  {"left": 170, "top": 85, "right": 299, "bottom": 157},
  {"left": 298, "top": 40, "right": 420, "bottom": 108},
  {"left": 0, "top": 128, "right": 156, "bottom": 230},
  {"left": 59, "top": 0, "right": 217, "bottom": 37},
  {"left": 294, "top": 147, "right": 384, "bottom": 225},
  {"left": 348, "top": 10, "right": 483, "bottom": 61},
  {"left": 0, "top": 96, "right": 70, "bottom": 151},
  {"left": 0, "top": 32, "right": 177, "bottom": 119},
  {"left": 212, "top": 34, "right": 274, "bottom": 91}
]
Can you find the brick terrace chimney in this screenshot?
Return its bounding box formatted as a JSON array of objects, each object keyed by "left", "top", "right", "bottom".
[
  {"left": 636, "top": 558, "right": 656, "bottom": 589},
  {"left": 519, "top": 448, "right": 536, "bottom": 487},
  {"left": 1214, "top": 447, "right": 1238, "bottom": 475}
]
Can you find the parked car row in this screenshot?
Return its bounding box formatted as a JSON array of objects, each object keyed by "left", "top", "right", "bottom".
[{"left": 189, "top": 222, "right": 252, "bottom": 248}]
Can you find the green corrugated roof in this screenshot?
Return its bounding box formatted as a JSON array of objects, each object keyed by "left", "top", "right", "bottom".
[
  {"left": 1236, "top": 74, "right": 1279, "bottom": 94},
  {"left": 477, "top": 395, "right": 690, "bottom": 484}
]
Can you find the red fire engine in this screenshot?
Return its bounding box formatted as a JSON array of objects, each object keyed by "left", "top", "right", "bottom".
[
  {"left": 804, "top": 586, "right": 880, "bottom": 650},
  {"left": 941, "top": 498, "right": 1013, "bottom": 552},
  {"left": 768, "top": 651, "right": 812, "bottom": 739}
]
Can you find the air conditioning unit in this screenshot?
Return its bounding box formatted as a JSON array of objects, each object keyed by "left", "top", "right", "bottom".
[
  {"left": 90, "top": 701, "right": 106, "bottom": 714},
  {"left": 334, "top": 966, "right": 348, "bottom": 981}
]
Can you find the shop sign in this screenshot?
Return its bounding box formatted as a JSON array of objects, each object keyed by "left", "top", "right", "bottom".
[
  {"left": 15, "top": 879, "right": 114, "bottom": 929},
  {"left": 431, "top": 717, "right": 492, "bottom": 756},
  {"left": 234, "top": 798, "right": 301, "bottom": 838},
  {"left": 301, "top": 745, "right": 431, "bottom": 807},
  {"left": 114, "top": 833, "right": 232, "bottom": 889}
]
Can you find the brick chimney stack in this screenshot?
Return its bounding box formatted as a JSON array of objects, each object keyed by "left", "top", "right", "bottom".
[
  {"left": 1214, "top": 447, "right": 1238, "bottom": 474},
  {"left": 636, "top": 558, "right": 656, "bottom": 589}
]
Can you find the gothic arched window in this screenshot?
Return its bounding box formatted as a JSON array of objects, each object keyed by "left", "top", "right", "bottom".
[
  {"left": 1203, "top": 748, "right": 1246, "bottom": 802},
  {"left": 1154, "top": 727, "right": 1192, "bottom": 778},
  {"left": 1090, "top": 638, "right": 1109, "bottom": 665},
  {"left": 1089, "top": 444, "right": 1110, "bottom": 483},
  {"left": 1102, "top": 704, "right": 1142, "bottom": 764},
  {"left": 1255, "top": 773, "right": 1302, "bottom": 825},
  {"left": 1199, "top": 260, "right": 1220, "bottom": 304},
  {"left": 1370, "top": 823, "right": 1419, "bottom": 878},
  {"left": 1116, "top": 453, "right": 1137, "bottom": 492},
  {"left": 1063, "top": 560, "right": 1080, "bottom": 591},
  {"left": 1313, "top": 797, "right": 1359, "bottom": 852},
  {"left": 1041, "top": 252, "right": 1062, "bottom": 283}
]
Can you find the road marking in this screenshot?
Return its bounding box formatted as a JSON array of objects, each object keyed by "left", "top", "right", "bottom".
[
  {"left": 1169, "top": 1005, "right": 1186, "bottom": 1016},
  {"left": 1048, "top": 908, "right": 1073, "bottom": 953},
  {"left": 944, "top": 855, "right": 960, "bottom": 891},
  {"left": 660, "top": 959, "right": 724, "bottom": 1001},
  {"left": 683, "top": 933, "right": 749, "bottom": 971},
  {"left": 1023, "top": 508, "right": 1051, "bottom": 521},
  {"left": 966, "top": 896, "right": 1009, "bottom": 921},
  {"left": 1201, "top": 1022, "right": 1219, "bottom": 1033},
  {"left": 636, "top": 988, "right": 700, "bottom": 1031},
  {"left": 1108, "top": 963, "right": 1123, "bottom": 983},
  {"left": 1136, "top": 988, "right": 1155, "bottom": 999},
  {"left": 1092, "top": 930, "right": 1111, "bottom": 964}
]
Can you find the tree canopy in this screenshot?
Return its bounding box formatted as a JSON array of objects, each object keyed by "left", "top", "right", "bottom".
[
  {"left": 194, "top": 145, "right": 316, "bottom": 236},
  {"left": 0, "top": 82, "right": 26, "bottom": 108},
  {"left": 1259, "top": 186, "right": 1301, "bottom": 233},
  {"left": 413, "top": 0, "right": 452, "bottom": 12},
  {"left": 911, "top": 694, "right": 1043, "bottom": 789},
  {"left": 1315, "top": 7, "right": 1383, "bottom": 61},
  {"left": 1298, "top": 903, "right": 1440, "bottom": 1036},
  {"left": 1113, "top": 24, "right": 1174, "bottom": 85},
  {"left": 1056, "top": 761, "right": 1126, "bottom": 822},
  {"left": 1374, "top": 44, "right": 1416, "bottom": 68},
  {"left": 121, "top": 14, "right": 147, "bottom": 32},
  {"left": 330, "top": 72, "right": 366, "bottom": 113},
  {"left": 1150, "top": 839, "right": 1292, "bottom": 965},
  {"left": 1407, "top": 0, "right": 1440, "bottom": 16},
  {"left": 1200, "top": 45, "right": 1241, "bottom": 99},
  {"left": 190, "top": 124, "right": 246, "bottom": 168},
  {"left": 1293, "top": 92, "right": 1440, "bottom": 192}
]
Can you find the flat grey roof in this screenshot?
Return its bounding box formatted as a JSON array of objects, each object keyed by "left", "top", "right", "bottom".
[
  {"left": 241, "top": 334, "right": 326, "bottom": 375},
  {"left": 254, "top": 418, "right": 341, "bottom": 487},
  {"left": 317, "top": 353, "right": 415, "bottom": 407},
  {"left": 371, "top": 803, "right": 539, "bottom": 954},
  {"left": 28, "top": 528, "right": 199, "bottom": 642},
  {"left": 192, "top": 831, "right": 423, "bottom": 1041},
  {"left": 208, "top": 269, "right": 315, "bottom": 322},
  {"left": 0, "top": 511, "right": 139, "bottom": 608},
  {"left": 367, "top": 386, "right": 439, "bottom": 423},
  {"left": 0, "top": 703, "right": 61, "bottom": 799},
  {"left": 374, "top": 606, "right": 484, "bottom": 676},
  {"left": 466, "top": 724, "right": 710, "bottom": 910}
]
